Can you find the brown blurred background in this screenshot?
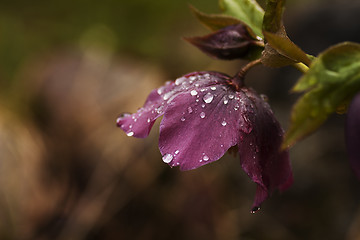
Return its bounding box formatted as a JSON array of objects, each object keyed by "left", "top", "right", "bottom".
[{"left": 0, "top": 0, "right": 360, "bottom": 239}]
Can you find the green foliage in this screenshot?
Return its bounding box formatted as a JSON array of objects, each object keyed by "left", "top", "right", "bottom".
[
  {"left": 189, "top": 5, "right": 242, "bottom": 31},
  {"left": 260, "top": 0, "right": 310, "bottom": 67},
  {"left": 262, "top": 31, "right": 311, "bottom": 66},
  {"left": 262, "top": 0, "right": 285, "bottom": 33},
  {"left": 283, "top": 42, "right": 360, "bottom": 147},
  {"left": 219, "top": 0, "right": 264, "bottom": 37}
]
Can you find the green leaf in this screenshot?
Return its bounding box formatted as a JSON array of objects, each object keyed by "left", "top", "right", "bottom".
[
  {"left": 293, "top": 42, "right": 360, "bottom": 91},
  {"left": 261, "top": 42, "right": 297, "bottom": 67},
  {"left": 219, "top": 0, "right": 264, "bottom": 37},
  {"left": 189, "top": 5, "right": 242, "bottom": 31},
  {"left": 262, "top": 0, "right": 285, "bottom": 33},
  {"left": 283, "top": 42, "right": 360, "bottom": 148},
  {"left": 263, "top": 31, "right": 311, "bottom": 66},
  {"left": 260, "top": 0, "right": 311, "bottom": 67}
]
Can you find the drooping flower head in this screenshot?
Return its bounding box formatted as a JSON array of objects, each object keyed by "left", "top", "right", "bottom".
[{"left": 117, "top": 71, "right": 293, "bottom": 212}]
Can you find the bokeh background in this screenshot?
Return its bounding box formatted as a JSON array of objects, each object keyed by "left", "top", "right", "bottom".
[{"left": 1, "top": 0, "right": 360, "bottom": 239}]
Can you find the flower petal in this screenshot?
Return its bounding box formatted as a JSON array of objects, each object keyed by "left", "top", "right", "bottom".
[
  {"left": 346, "top": 93, "right": 360, "bottom": 179},
  {"left": 117, "top": 72, "right": 229, "bottom": 138},
  {"left": 236, "top": 88, "right": 293, "bottom": 210},
  {"left": 116, "top": 87, "right": 167, "bottom": 138},
  {"left": 159, "top": 73, "right": 258, "bottom": 171},
  {"left": 159, "top": 87, "right": 239, "bottom": 170}
]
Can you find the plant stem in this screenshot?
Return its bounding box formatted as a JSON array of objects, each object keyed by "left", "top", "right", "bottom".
[
  {"left": 232, "top": 59, "right": 262, "bottom": 89},
  {"left": 237, "top": 59, "right": 262, "bottom": 79},
  {"left": 293, "top": 62, "right": 309, "bottom": 73},
  {"left": 253, "top": 40, "right": 265, "bottom": 48}
]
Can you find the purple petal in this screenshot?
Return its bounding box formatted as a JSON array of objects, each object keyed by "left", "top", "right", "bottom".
[
  {"left": 346, "top": 93, "right": 360, "bottom": 179},
  {"left": 159, "top": 86, "right": 238, "bottom": 170},
  {"left": 158, "top": 73, "right": 262, "bottom": 171},
  {"left": 116, "top": 86, "right": 168, "bottom": 138},
  {"left": 236, "top": 88, "right": 293, "bottom": 210},
  {"left": 117, "top": 72, "right": 229, "bottom": 138}
]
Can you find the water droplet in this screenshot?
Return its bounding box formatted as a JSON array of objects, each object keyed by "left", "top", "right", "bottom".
[
  {"left": 180, "top": 116, "right": 186, "bottom": 122},
  {"left": 157, "top": 86, "right": 165, "bottom": 95},
  {"left": 175, "top": 150, "right": 180, "bottom": 155},
  {"left": 210, "top": 86, "right": 217, "bottom": 90},
  {"left": 195, "top": 83, "right": 200, "bottom": 87},
  {"left": 260, "top": 94, "right": 269, "bottom": 102},
  {"left": 200, "top": 112, "right": 206, "bottom": 118},
  {"left": 162, "top": 153, "right": 173, "bottom": 163},
  {"left": 220, "top": 144, "right": 224, "bottom": 148},
  {"left": 200, "top": 88, "right": 206, "bottom": 92},
  {"left": 228, "top": 95, "right": 234, "bottom": 99},
  {"left": 120, "top": 113, "right": 131, "bottom": 118},
  {"left": 203, "top": 73, "right": 210, "bottom": 78},
  {"left": 163, "top": 92, "right": 172, "bottom": 100},
  {"left": 175, "top": 77, "right": 186, "bottom": 85},
  {"left": 224, "top": 99, "right": 229, "bottom": 105},
  {"left": 203, "top": 92, "right": 214, "bottom": 103},
  {"left": 129, "top": 124, "right": 133, "bottom": 129},
  {"left": 234, "top": 104, "right": 239, "bottom": 111},
  {"left": 116, "top": 117, "right": 121, "bottom": 124},
  {"left": 196, "top": 99, "right": 199, "bottom": 102},
  {"left": 190, "top": 90, "right": 198, "bottom": 96},
  {"left": 127, "top": 131, "right": 134, "bottom": 137},
  {"left": 155, "top": 105, "right": 164, "bottom": 114},
  {"left": 203, "top": 155, "right": 209, "bottom": 161},
  {"left": 201, "top": 104, "right": 205, "bottom": 108},
  {"left": 189, "top": 76, "right": 197, "bottom": 81},
  {"left": 187, "top": 107, "right": 193, "bottom": 113},
  {"left": 221, "top": 121, "right": 227, "bottom": 126},
  {"left": 147, "top": 118, "right": 151, "bottom": 123},
  {"left": 251, "top": 206, "right": 260, "bottom": 214}
]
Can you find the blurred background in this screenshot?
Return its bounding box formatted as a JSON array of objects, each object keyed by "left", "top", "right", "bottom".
[{"left": 0, "top": 0, "right": 360, "bottom": 239}]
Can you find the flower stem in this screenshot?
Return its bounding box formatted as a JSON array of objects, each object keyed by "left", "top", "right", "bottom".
[
  {"left": 292, "top": 62, "right": 309, "bottom": 73},
  {"left": 253, "top": 40, "right": 265, "bottom": 48},
  {"left": 237, "top": 59, "right": 262, "bottom": 79},
  {"left": 232, "top": 59, "right": 262, "bottom": 89}
]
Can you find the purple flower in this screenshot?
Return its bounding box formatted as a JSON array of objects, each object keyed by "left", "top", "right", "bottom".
[
  {"left": 117, "top": 71, "right": 293, "bottom": 211},
  {"left": 346, "top": 93, "right": 360, "bottom": 179}
]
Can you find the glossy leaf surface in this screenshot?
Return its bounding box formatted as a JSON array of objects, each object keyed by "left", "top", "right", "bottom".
[
  {"left": 219, "top": 0, "right": 264, "bottom": 37},
  {"left": 283, "top": 42, "right": 360, "bottom": 148},
  {"left": 190, "top": 5, "right": 242, "bottom": 31}
]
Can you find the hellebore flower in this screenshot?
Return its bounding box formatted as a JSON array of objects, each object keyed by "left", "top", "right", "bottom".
[
  {"left": 117, "top": 71, "right": 293, "bottom": 211},
  {"left": 184, "top": 24, "right": 259, "bottom": 60},
  {"left": 346, "top": 93, "right": 360, "bottom": 179}
]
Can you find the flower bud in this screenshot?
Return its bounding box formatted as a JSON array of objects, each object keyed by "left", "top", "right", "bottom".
[{"left": 184, "top": 24, "right": 258, "bottom": 60}]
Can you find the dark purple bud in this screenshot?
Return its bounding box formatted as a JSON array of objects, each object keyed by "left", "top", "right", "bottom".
[
  {"left": 184, "top": 24, "right": 257, "bottom": 60},
  {"left": 346, "top": 93, "right": 360, "bottom": 178},
  {"left": 117, "top": 71, "right": 292, "bottom": 210}
]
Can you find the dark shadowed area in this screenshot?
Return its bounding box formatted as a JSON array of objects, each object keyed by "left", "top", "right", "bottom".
[{"left": 0, "top": 0, "right": 360, "bottom": 239}]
